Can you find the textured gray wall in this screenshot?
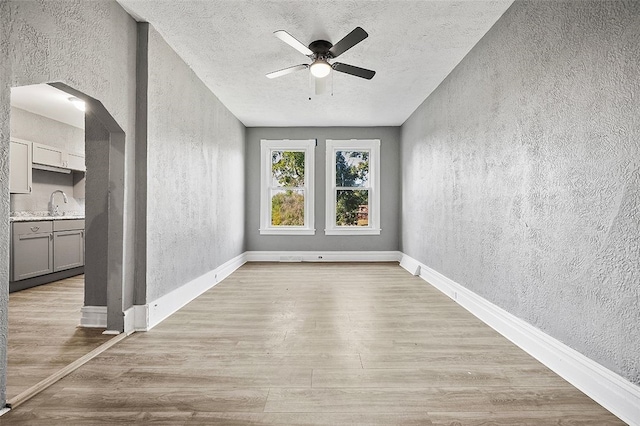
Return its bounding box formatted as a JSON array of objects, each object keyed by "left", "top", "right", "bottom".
[
  {"left": 0, "top": 0, "right": 10, "bottom": 405},
  {"left": 401, "top": 0, "right": 640, "bottom": 385},
  {"left": 10, "top": 107, "right": 84, "bottom": 153},
  {"left": 10, "top": 169, "right": 83, "bottom": 214},
  {"left": 246, "top": 127, "right": 401, "bottom": 252},
  {"left": 0, "top": 0, "right": 138, "bottom": 404},
  {"left": 145, "top": 27, "right": 245, "bottom": 302},
  {"left": 10, "top": 107, "right": 84, "bottom": 213}
]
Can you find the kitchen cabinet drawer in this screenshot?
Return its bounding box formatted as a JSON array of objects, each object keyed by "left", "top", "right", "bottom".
[
  {"left": 13, "top": 220, "right": 53, "bottom": 235},
  {"left": 53, "top": 219, "right": 85, "bottom": 232}
]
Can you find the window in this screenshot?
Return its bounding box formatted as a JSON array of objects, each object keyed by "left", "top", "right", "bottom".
[
  {"left": 325, "top": 139, "right": 380, "bottom": 235},
  {"left": 260, "top": 139, "right": 315, "bottom": 235}
]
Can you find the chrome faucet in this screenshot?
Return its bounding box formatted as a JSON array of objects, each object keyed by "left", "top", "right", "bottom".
[{"left": 49, "top": 190, "right": 68, "bottom": 216}]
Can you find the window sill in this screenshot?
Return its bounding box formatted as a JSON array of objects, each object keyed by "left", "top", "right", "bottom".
[
  {"left": 260, "top": 228, "right": 316, "bottom": 236},
  {"left": 325, "top": 228, "right": 381, "bottom": 236}
]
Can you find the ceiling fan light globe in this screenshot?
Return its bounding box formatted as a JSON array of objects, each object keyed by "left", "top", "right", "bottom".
[{"left": 310, "top": 60, "right": 331, "bottom": 78}]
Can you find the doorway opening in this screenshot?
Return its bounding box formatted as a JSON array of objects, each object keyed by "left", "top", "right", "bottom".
[{"left": 6, "top": 81, "right": 127, "bottom": 402}]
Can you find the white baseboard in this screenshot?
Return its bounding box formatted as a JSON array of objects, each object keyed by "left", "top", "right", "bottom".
[
  {"left": 399, "top": 254, "right": 421, "bottom": 275},
  {"left": 79, "top": 306, "right": 107, "bottom": 328},
  {"left": 400, "top": 253, "right": 640, "bottom": 426},
  {"left": 122, "top": 305, "right": 148, "bottom": 334},
  {"left": 135, "top": 252, "right": 247, "bottom": 332},
  {"left": 245, "top": 250, "right": 402, "bottom": 263}
]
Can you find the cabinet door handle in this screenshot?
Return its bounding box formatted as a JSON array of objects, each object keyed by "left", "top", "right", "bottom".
[
  {"left": 30, "top": 226, "right": 40, "bottom": 232},
  {"left": 50, "top": 233, "right": 53, "bottom": 240}
]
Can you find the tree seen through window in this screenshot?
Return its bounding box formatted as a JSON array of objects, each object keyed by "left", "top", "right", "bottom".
[
  {"left": 335, "top": 151, "right": 369, "bottom": 226},
  {"left": 271, "top": 151, "right": 305, "bottom": 226}
]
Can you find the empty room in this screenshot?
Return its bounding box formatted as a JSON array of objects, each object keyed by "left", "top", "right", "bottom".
[{"left": 0, "top": 0, "right": 638, "bottom": 424}]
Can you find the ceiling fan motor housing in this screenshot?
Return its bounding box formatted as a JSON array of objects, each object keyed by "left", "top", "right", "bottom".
[{"left": 308, "top": 40, "right": 334, "bottom": 59}]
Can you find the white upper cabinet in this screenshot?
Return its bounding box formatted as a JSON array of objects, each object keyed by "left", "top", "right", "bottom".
[
  {"left": 33, "top": 142, "right": 66, "bottom": 168},
  {"left": 66, "top": 151, "right": 86, "bottom": 172},
  {"left": 9, "top": 138, "right": 32, "bottom": 194},
  {"left": 32, "top": 141, "right": 85, "bottom": 172}
]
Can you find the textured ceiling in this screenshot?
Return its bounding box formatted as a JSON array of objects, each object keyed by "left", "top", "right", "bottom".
[{"left": 117, "top": 0, "right": 514, "bottom": 127}]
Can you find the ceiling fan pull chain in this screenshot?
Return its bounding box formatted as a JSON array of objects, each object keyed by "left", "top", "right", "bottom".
[{"left": 331, "top": 71, "right": 334, "bottom": 96}]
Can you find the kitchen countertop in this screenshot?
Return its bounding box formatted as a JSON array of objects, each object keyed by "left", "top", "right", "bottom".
[{"left": 10, "top": 212, "right": 85, "bottom": 222}]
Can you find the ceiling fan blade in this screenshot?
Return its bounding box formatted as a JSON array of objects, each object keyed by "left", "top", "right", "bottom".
[
  {"left": 329, "top": 27, "right": 368, "bottom": 58},
  {"left": 332, "top": 62, "right": 376, "bottom": 80},
  {"left": 274, "top": 30, "right": 313, "bottom": 56},
  {"left": 266, "top": 64, "right": 308, "bottom": 79}
]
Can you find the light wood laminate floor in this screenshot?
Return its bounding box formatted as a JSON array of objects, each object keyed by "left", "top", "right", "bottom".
[
  {"left": 1, "top": 263, "right": 623, "bottom": 425},
  {"left": 6, "top": 275, "right": 112, "bottom": 400}
]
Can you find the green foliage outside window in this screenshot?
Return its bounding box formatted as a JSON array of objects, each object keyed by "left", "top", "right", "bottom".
[
  {"left": 272, "top": 151, "right": 305, "bottom": 187},
  {"left": 271, "top": 191, "right": 304, "bottom": 226},
  {"left": 336, "top": 190, "right": 368, "bottom": 226},
  {"left": 271, "top": 151, "right": 305, "bottom": 226},
  {"left": 335, "top": 151, "right": 370, "bottom": 226}
]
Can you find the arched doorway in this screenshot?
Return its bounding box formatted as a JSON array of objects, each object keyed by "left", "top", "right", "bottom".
[
  {"left": 49, "top": 82, "right": 127, "bottom": 331},
  {"left": 4, "top": 81, "right": 129, "bottom": 406}
]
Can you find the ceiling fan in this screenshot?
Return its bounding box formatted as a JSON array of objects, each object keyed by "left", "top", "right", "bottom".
[{"left": 266, "top": 27, "right": 376, "bottom": 93}]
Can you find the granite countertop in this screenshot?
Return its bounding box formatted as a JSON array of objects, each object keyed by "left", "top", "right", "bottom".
[{"left": 10, "top": 211, "right": 85, "bottom": 222}]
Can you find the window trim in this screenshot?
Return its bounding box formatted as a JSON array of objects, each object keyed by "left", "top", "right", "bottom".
[
  {"left": 325, "top": 139, "right": 381, "bottom": 236},
  {"left": 260, "top": 139, "right": 315, "bottom": 235}
]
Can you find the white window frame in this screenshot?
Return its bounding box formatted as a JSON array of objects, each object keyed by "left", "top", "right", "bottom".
[
  {"left": 325, "top": 139, "right": 381, "bottom": 235},
  {"left": 260, "top": 139, "right": 315, "bottom": 235}
]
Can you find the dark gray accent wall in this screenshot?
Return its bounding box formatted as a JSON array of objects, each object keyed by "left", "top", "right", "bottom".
[
  {"left": 83, "top": 112, "right": 110, "bottom": 307},
  {"left": 246, "top": 127, "right": 401, "bottom": 252},
  {"left": 401, "top": 0, "right": 640, "bottom": 385},
  {"left": 134, "top": 23, "right": 149, "bottom": 306},
  {"left": 144, "top": 26, "right": 245, "bottom": 302}
]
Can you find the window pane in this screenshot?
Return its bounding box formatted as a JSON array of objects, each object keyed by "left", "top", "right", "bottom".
[
  {"left": 272, "top": 151, "right": 305, "bottom": 187},
  {"left": 336, "top": 189, "right": 369, "bottom": 226},
  {"left": 271, "top": 189, "right": 305, "bottom": 226},
  {"left": 335, "top": 151, "right": 369, "bottom": 187}
]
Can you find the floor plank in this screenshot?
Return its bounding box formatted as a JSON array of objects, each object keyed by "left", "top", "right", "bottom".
[
  {"left": 1, "top": 263, "right": 624, "bottom": 424},
  {"left": 6, "top": 275, "right": 113, "bottom": 399}
]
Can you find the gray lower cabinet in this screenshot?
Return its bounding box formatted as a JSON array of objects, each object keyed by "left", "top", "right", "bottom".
[
  {"left": 11, "top": 221, "right": 54, "bottom": 281},
  {"left": 53, "top": 220, "right": 85, "bottom": 272},
  {"left": 11, "top": 219, "right": 85, "bottom": 282}
]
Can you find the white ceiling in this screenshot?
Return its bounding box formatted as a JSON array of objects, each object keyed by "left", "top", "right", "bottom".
[
  {"left": 117, "top": 0, "right": 514, "bottom": 127},
  {"left": 11, "top": 84, "right": 85, "bottom": 129}
]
